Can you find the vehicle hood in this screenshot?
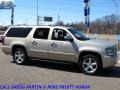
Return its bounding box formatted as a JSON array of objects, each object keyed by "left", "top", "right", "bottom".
[{"left": 84, "top": 39, "right": 115, "bottom": 47}]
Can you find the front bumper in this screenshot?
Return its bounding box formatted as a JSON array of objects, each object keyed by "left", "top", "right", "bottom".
[{"left": 102, "top": 55, "right": 118, "bottom": 68}]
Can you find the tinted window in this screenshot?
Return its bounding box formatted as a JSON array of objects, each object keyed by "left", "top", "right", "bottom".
[
  {"left": 68, "top": 29, "right": 90, "bottom": 40},
  {"left": 33, "top": 28, "right": 50, "bottom": 39},
  {"left": 6, "top": 27, "right": 32, "bottom": 38}
]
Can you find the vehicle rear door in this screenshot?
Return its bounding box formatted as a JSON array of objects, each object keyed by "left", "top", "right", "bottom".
[{"left": 29, "top": 28, "right": 50, "bottom": 59}]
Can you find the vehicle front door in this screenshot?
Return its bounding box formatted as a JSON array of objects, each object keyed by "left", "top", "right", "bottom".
[{"left": 48, "top": 29, "right": 77, "bottom": 62}]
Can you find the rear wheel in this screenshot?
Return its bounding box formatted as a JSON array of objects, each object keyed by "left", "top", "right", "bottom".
[
  {"left": 79, "top": 55, "right": 102, "bottom": 75},
  {"left": 13, "top": 48, "right": 27, "bottom": 65}
]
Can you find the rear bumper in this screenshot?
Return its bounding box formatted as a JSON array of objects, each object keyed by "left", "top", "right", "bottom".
[
  {"left": 102, "top": 55, "right": 118, "bottom": 68},
  {"left": 1, "top": 46, "right": 12, "bottom": 55}
]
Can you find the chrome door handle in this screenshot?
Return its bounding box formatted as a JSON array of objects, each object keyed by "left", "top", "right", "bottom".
[
  {"left": 32, "top": 41, "right": 37, "bottom": 45},
  {"left": 51, "top": 43, "right": 57, "bottom": 47}
]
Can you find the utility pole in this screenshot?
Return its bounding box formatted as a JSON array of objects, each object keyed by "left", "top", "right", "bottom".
[
  {"left": 37, "top": 0, "right": 39, "bottom": 25},
  {"left": 84, "top": 0, "right": 90, "bottom": 37},
  {"left": 113, "top": 0, "right": 119, "bottom": 35},
  {"left": 58, "top": 14, "right": 60, "bottom": 22},
  {"left": 58, "top": 14, "right": 61, "bottom": 25},
  {"left": 113, "top": 0, "right": 119, "bottom": 52}
]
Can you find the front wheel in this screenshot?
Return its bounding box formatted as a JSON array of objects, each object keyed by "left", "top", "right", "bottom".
[
  {"left": 79, "top": 55, "right": 102, "bottom": 75},
  {"left": 13, "top": 48, "right": 27, "bottom": 65}
]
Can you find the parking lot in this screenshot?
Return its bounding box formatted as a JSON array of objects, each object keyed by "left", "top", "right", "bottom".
[{"left": 0, "top": 44, "right": 120, "bottom": 90}]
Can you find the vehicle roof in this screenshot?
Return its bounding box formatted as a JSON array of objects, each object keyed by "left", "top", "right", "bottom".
[{"left": 9, "top": 25, "right": 73, "bottom": 29}]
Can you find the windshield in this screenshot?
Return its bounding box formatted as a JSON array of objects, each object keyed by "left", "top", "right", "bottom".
[{"left": 68, "top": 29, "right": 90, "bottom": 40}]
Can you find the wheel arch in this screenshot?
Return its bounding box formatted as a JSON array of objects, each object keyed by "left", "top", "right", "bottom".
[
  {"left": 12, "top": 45, "right": 27, "bottom": 55},
  {"left": 79, "top": 51, "right": 103, "bottom": 67}
]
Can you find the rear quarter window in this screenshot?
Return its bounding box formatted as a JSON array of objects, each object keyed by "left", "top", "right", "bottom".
[{"left": 6, "top": 27, "right": 32, "bottom": 38}]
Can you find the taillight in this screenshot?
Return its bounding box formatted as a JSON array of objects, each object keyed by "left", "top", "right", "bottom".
[{"left": 1, "top": 36, "right": 5, "bottom": 46}]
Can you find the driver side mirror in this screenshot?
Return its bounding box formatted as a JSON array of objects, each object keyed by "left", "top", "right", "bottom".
[
  {"left": 64, "top": 36, "right": 74, "bottom": 42},
  {"left": 74, "top": 34, "right": 81, "bottom": 39}
]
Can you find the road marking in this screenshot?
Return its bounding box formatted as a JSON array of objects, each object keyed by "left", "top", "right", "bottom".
[
  {"left": 118, "top": 57, "right": 120, "bottom": 64},
  {"left": 117, "top": 52, "right": 120, "bottom": 64},
  {"left": 118, "top": 61, "right": 120, "bottom": 63}
]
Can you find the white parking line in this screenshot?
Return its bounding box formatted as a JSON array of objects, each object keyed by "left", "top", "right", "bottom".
[
  {"left": 118, "top": 60, "right": 120, "bottom": 64},
  {"left": 117, "top": 52, "right": 120, "bottom": 64}
]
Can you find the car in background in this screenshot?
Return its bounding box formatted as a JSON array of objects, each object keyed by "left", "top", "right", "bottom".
[
  {"left": 0, "top": 31, "right": 5, "bottom": 43},
  {"left": 0, "top": 35, "right": 4, "bottom": 43}
]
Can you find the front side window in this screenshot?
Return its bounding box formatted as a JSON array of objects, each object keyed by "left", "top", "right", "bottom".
[
  {"left": 6, "top": 27, "right": 32, "bottom": 38},
  {"left": 52, "top": 29, "right": 71, "bottom": 41},
  {"left": 33, "top": 28, "right": 50, "bottom": 39}
]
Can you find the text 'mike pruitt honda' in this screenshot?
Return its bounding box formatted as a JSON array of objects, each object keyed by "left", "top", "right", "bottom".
[{"left": 1, "top": 26, "right": 118, "bottom": 75}]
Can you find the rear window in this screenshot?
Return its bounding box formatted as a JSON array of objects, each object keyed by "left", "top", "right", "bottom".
[{"left": 6, "top": 27, "right": 32, "bottom": 38}]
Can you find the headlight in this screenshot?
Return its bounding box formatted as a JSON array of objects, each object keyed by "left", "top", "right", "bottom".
[{"left": 105, "top": 48, "right": 114, "bottom": 57}]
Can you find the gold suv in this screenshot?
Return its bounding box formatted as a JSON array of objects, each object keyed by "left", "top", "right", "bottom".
[{"left": 1, "top": 26, "right": 118, "bottom": 75}]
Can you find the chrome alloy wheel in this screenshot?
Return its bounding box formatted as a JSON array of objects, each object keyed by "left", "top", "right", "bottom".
[
  {"left": 83, "top": 58, "right": 98, "bottom": 74},
  {"left": 14, "top": 50, "right": 25, "bottom": 64}
]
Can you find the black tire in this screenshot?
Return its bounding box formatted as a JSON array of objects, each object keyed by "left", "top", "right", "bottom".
[
  {"left": 79, "top": 55, "right": 102, "bottom": 75},
  {"left": 13, "top": 48, "right": 28, "bottom": 65}
]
